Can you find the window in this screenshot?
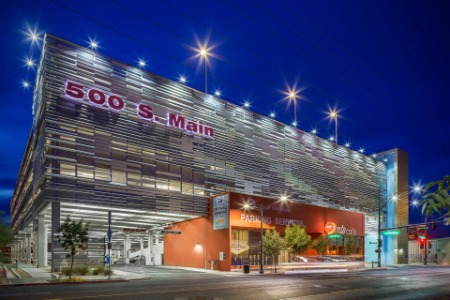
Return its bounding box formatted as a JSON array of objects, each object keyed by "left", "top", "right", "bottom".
[
  {"left": 60, "top": 163, "right": 75, "bottom": 176},
  {"left": 111, "top": 169, "right": 126, "bottom": 185}
]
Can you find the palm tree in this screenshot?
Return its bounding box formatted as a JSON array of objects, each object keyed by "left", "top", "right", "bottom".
[{"left": 420, "top": 175, "right": 450, "bottom": 225}]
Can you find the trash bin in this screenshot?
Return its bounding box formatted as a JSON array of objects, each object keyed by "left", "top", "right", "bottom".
[{"left": 243, "top": 264, "right": 250, "bottom": 274}]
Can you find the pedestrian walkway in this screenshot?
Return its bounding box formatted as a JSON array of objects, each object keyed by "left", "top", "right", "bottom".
[
  {"left": 0, "top": 263, "right": 148, "bottom": 287},
  {"left": 3, "top": 262, "right": 445, "bottom": 287}
]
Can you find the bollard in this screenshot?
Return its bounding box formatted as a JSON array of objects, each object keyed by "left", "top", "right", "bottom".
[
  {"left": 372, "top": 261, "right": 374, "bottom": 268},
  {"left": 16, "top": 259, "right": 19, "bottom": 270}
]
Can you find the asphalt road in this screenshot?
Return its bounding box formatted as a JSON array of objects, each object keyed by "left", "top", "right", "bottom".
[{"left": 1, "top": 265, "right": 449, "bottom": 300}]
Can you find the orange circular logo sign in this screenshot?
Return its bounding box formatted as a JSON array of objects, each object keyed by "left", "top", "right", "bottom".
[{"left": 324, "top": 222, "right": 337, "bottom": 234}]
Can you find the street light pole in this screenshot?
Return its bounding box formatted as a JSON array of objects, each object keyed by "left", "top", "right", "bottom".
[
  {"left": 204, "top": 57, "right": 208, "bottom": 94},
  {"left": 335, "top": 116, "right": 338, "bottom": 144},
  {"left": 377, "top": 196, "right": 382, "bottom": 267},
  {"left": 288, "top": 89, "right": 298, "bottom": 127},
  {"left": 198, "top": 47, "right": 209, "bottom": 94},
  {"left": 328, "top": 110, "right": 338, "bottom": 144},
  {"left": 259, "top": 206, "right": 264, "bottom": 274}
]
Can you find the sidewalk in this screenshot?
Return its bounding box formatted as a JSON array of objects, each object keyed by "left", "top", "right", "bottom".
[{"left": 0, "top": 263, "right": 149, "bottom": 287}]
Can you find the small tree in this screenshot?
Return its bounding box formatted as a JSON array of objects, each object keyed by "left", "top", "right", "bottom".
[
  {"left": 0, "top": 211, "right": 13, "bottom": 263},
  {"left": 57, "top": 216, "right": 89, "bottom": 280},
  {"left": 420, "top": 175, "right": 450, "bottom": 225},
  {"left": 284, "top": 224, "right": 311, "bottom": 261},
  {"left": 311, "top": 235, "right": 329, "bottom": 255},
  {"left": 345, "top": 235, "right": 357, "bottom": 255},
  {"left": 263, "top": 227, "right": 284, "bottom": 273}
]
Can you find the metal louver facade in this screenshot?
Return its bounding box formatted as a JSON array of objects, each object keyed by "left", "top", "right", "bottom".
[{"left": 11, "top": 34, "right": 388, "bottom": 234}]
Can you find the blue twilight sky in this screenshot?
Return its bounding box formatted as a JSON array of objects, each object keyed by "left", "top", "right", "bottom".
[{"left": 1, "top": 0, "right": 449, "bottom": 223}]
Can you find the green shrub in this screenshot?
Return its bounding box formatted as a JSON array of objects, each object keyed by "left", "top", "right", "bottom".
[
  {"left": 104, "top": 269, "right": 113, "bottom": 276},
  {"left": 61, "top": 267, "right": 71, "bottom": 276},
  {"left": 0, "top": 255, "right": 11, "bottom": 264},
  {"left": 74, "top": 266, "right": 89, "bottom": 275}
]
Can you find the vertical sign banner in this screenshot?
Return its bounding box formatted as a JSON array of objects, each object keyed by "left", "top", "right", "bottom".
[{"left": 213, "top": 194, "right": 229, "bottom": 230}]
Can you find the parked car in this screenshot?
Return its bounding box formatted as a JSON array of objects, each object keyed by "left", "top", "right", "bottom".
[
  {"left": 130, "top": 255, "right": 146, "bottom": 264},
  {"left": 295, "top": 256, "right": 318, "bottom": 263}
]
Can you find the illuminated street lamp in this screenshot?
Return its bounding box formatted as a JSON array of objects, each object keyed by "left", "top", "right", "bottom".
[
  {"left": 287, "top": 88, "right": 298, "bottom": 127},
  {"left": 138, "top": 59, "right": 146, "bottom": 68},
  {"left": 25, "top": 57, "right": 35, "bottom": 69},
  {"left": 244, "top": 201, "right": 264, "bottom": 274},
  {"left": 328, "top": 109, "right": 338, "bottom": 144},
  {"left": 413, "top": 184, "right": 422, "bottom": 194},
  {"left": 198, "top": 46, "right": 209, "bottom": 94},
  {"left": 29, "top": 31, "right": 39, "bottom": 42},
  {"left": 377, "top": 194, "right": 398, "bottom": 267},
  {"left": 89, "top": 39, "right": 99, "bottom": 50},
  {"left": 25, "top": 27, "right": 41, "bottom": 46}
]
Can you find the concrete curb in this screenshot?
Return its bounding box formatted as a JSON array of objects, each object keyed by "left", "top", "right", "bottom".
[
  {"left": 0, "top": 278, "right": 128, "bottom": 288},
  {"left": 9, "top": 268, "right": 21, "bottom": 279},
  {"left": 3, "top": 265, "right": 19, "bottom": 279}
]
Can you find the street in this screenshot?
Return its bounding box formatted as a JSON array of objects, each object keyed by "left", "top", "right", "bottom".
[{"left": 1, "top": 265, "right": 449, "bottom": 300}]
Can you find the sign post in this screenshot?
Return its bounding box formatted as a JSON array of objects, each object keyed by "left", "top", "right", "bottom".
[{"left": 108, "top": 211, "right": 112, "bottom": 280}]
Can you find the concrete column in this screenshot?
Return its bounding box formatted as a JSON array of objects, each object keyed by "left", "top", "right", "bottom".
[
  {"left": 124, "top": 234, "right": 130, "bottom": 264},
  {"left": 22, "top": 240, "right": 25, "bottom": 262},
  {"left": 19, "top": 241, "right": 23, "bottom": 262},
  {"left": 153, "top": 234, "right": 162, "bottom": 265},
  {"left": 26, "top": 235, "right": 31, "bottom": 263},
  {"left": 147, "top": 231, "right": 153, "bottom": 265},
  {"left": 44, "top": 224, "right": 49, "bottom": 266},
  {"left": 37, "top": 214, "right": 46, "bottom": 267},
  {"left": 51, "top": 202, "right": 61, "bottom": 272}
]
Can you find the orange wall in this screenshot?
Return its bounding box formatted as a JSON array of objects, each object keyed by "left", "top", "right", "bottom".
[
  {"left": 164, "top": 217, "right": 208, "bottom": 269},
  {"left": 164, "top": 193, "right": 232, "bottom": 271}
]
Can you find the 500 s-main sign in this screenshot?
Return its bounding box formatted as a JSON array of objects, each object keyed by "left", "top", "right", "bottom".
[{"left": 64, "top": 81, "right": 214, "bottom": 138}]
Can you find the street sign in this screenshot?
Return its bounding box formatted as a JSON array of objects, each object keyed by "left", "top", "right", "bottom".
[
  {"left": 123, "top": 228, "right": 147, "bottom": 232},
  {"left": 328, "top": 234, "right": 342, "bottom": 239},
  {"left": 161, "top": 230, "right": 181, "bottom": 235},
  {"left": 382, "top": 230, "right": 401, "bottom": 236}
]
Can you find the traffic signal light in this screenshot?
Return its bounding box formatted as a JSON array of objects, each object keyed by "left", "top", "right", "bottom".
[
  {"left": 378, "top": 239, "right": 382, "bottom": 247},
  {"left": 419, "top": 238, "right": 426, "bottom": 249}
]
